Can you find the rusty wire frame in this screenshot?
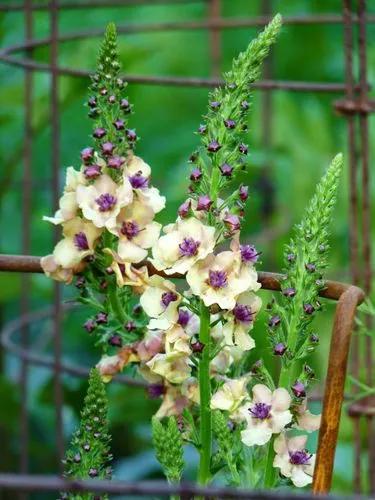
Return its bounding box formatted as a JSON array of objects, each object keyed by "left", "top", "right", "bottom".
[{"left": 0, "top": 0, "right": 373, "bottom": 497}]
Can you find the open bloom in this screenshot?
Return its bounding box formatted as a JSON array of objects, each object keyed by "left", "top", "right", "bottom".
[
  {"left": 41, "top": 254, "right": 76, "bottom": 283},
  {"left": 76, "top": 173, "right": 133, "bottom": 230},
  {"left": 187, "top": 251, "right": 260, "bottom": 309},
  {"left": 113, "top": 200, "right": 161, "bottom": 263},
  {"left": 49, "top": 217, "right": 102, "bottom": 269},
  {"left": 151, "top": 217, "right": 216, "bottom": 275},
  {"left": 223, "top": 292, "right": 262, "bottom": 350},
  {"left": 96, "top": 347, "right": 137, "bottom": 382},
  {"left": 273, "top": 434, "right": 316, "bottom": 487},
  {"left": 43, "top": 167, "right": 85, "bottom": 225},
  {"left": 294, "top": 400, "right": 321, "bottom": 432},
  {"left": 147, "top": 349, "right": 192, "bottom": 384},
  {"left": 104, "top": 248, "right": 149, "bottom": 293},
  {"left": 140, "top": 275, "right": 181, "bottom": 329},
  {"left": 125, "top": 154, "right": 165, "bottom": 214},
  {"left": 240, "top": 384, "right": 292, "bottom": 446},
  {"left": 211, "top": 377, "right": 249, "bottom": 418},
  {"left": 155, "top": 383, "right": 190, "bottom": 419}
]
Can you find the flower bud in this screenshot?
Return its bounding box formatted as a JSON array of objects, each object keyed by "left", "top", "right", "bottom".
[
  {"left": 198, "top": 124, "right": 207, "bottom": 134},
  {"left": 292, "top": 381, "right": 306, "bottom": 398},
  {"left": 178, "top": 199, "right": 191, "bottom": 218},
  {"left": 268, "top": 315, "right": 281, "bottom": 328},
  {"left": 303, "top": 303, "right": 315, "bottom": 315},
  {"left": 80, "top": 147, "right": 94, "bottom": 164},
  {"left": 207, "top": 140, "right": 221, "bottom": 153},
  {"left": 147, "top": 383, "right": 165, "bottom": 399},
  {"left": 108, "top": 156, "right": 124, "bottom": 169},
  {"left": 220, "top": 163, "right": 233, "bottom": 177},
  {"left": 224, "top": 118, "right": 236, "bottom": 129},
  {"left": 305, "top": 263, "right": 316, "bottom": 273},
  {"left": 191, "top": 340, "right": 205, "bottom": 353},
  {"left": 83, "top": 164, "right": 102, "bottom": 179},
  {"left": 250, "top": 359, "right": 263, "bottom": 374},
  {"left": 89, "top": 468, "right": 98, "bottom": 478},
  {"left": 88, "top": 97, "right": 97, "bottom": 108},
  {"left": 133, "top": 304, "right": 143, "bottom": 316},
  {"left": 113, "top": 119, "right": 125, "bottom": 130},
  {"left": 83, "top": 319, "right": 96, "bottom": 333},
  {"left": 108, "top": 334, "right": 123, "bottom": 347},
  {"left": 274, "top": 343, "right": 287, "bottom": 356},
  {"left": 282, "top": 287, "right": 296, "bottom": 298},
  {"left": 75, "top": 276, "right": 86, "bottom": 289},
  {"left": 93, "top": 127, "right": 106, "bottom": 139},
  {"left": 125, "top": 321, "right": 136, "bottom": 332},
  {"left": 223, "top": 213, "right": 241, "bottom": 233},
  {"left": 209, "top": 100, "right": 221, "bottom": 110},
  {"left": 197, "top": 195, "right": 213, "bottom": 211},
  {"left": 239, "top": 143, "right": 248, "bottom": 154},
  {"left": 287, "top": 253, "right": 296, "bottom": 263},
  {"left": 190, "top": 167, "right": 202, "bottom": 182},
  {"left": 101, "top": 142, "right": 114, "bottom": 156},
  {"left": 120, "top": 98, "right": 131, "bottom": 112},
  {"left": 241, "top": 100, "right": 249, "bottom": 110},
  {"left": 108, "top": 95, "right": 116, "bottom": 104},
  {"left": 227, "top": 82, "right": 237, "bottom": 90},
  {"left": 96, "top": 312, "right": 108, "bottom": 324},
  {"left": 239, "top": 185, "right": 249, "bottom": 201},
  {"left": 310, "top": 333, "right": 319, "bottom": 344},
  {"left": 126, "top": 129, "right": 137, "bottom": 142}
]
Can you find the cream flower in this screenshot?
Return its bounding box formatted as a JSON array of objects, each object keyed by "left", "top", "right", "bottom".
[
  {"left": 125, "top": 155, "right": 165, "bottom": 214},
  {"left": 211, "top": 377, "right": 249, "bottom": 418},
  {"left": 104, "top": 248, "right": 149, "bottom": 293},
  {"left": 223, "top": 292, "right": 262, "bottom": 351},
  {"left": 76, "top": 173, "right": 133, "bottom": 230},
  {"left": 51, "top": 218, "right": 102, "bottom": 269},
  {"left": 155, "top": 384, "right": 189, "bottom": 419},
  {"left": 273, "top": 434, "right": 316, "bottom": 487},
  {"left": 43, "top": 167, "right": 85, "bottom": 224},
  {"left": 96, "top": 347, "right": 137, "bottom": 382},
  {"left": 41, "top": 254, "right": 75, "bottom": 284},
  {"left": 294, "top": 400, "right": 321, "bottom": 432},
  {"left": 151, "top": 218, "right": 216, "bottom": 275},
  {"left": 140, "top": 275, "right": 181, "bottom": 329},
  {"left": 187, "top": 251, "right": 259, "bottom": 309},
  {"left": 113, "top": 200, "right": 161, "bottom": 263},
  {"left": 147, "top": 350, "right": 192, "bottom": 384},
  {"left": 240, "top": 385, "right": 292, "bottom": 446},
  {"left": 135, "top": 330, "right": 164, "bottom": 362},
  {"left": 210, "top": 345, "right": 243, "bottom": 375},
  {"left": 181, "top": 377, "right": 200, "bottom": 405}
]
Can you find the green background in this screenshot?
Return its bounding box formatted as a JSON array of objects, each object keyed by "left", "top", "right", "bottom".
[{"left": 0, "top": 0, "right": 374, "bottom": 496}]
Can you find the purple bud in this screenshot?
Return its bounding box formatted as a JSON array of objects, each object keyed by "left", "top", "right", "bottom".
[
  {"left": 268, "top": 315, "right": 281, "bottom": 328},
  {"left": 96, "top": 312, "right": 108, "bottom": 324},
  {"left": 239, "top": 143, "right": 248, "bottom": 155},
  {"left": 240, "top": 244, "right": 259, "bottom": 264},
  {"left": 227, "top": 82, "right": 237, "bottom": 90},
  {"left": 93, "top": 127, "right": 106, "bottom": 139},
  {"left": 113, "top": 119, "right": 125, "bottom": 131},
  {"left": 274, "top": 343, "right": 287, "bottom": 356},
  {"left": 83, "top": 319, "right": 96, "bottom": 333},
  {"left": 223, "top": 213, "right": 241, "bottom": 233},
  {"left": 197, "top": 195, "right": 212, "bottom": 211},
  {"left": 99, "top": 279, "right": 108, "bottom": 291},
  {"left": 239, "top": 185, "right": 249, "bottom": 201},
  {"left": 178, "top": 199, "right": 191, "bottom": 218},
  {"left": 83, "top": 164, "right": 101, "bottom": 179},
  {"left": 89, "top": 468, "right": 98, "bottom": 478},
  {"left": 100, "top": 88, "right": 108, "bottom": 96},
  {"left": 310, "top": 333, "right": 319, "bottom": 343},
  {"left": 305, "top": 263, "right": 316, "bottom": 273},
  {"left": 190, "top": 167, "right": 202, "bottom": 182},
  {"left": 108, "top": 335, "right": 123, "bottom": 347},
  {"left": 220, "top": 163, "right": 233, "bottom": 177},
  {"left": 178, "top": 309, "right": 190, "bottom": 327},
  {"left": 126, "top": 129, "right": 137, "bottom": 142},
  {"left": 75, "top": 276, "right": 86, "bottom": 289},
  {"left": 147, "top": 383, "right": 165, "bottom": 399},
  {"left": 73, "top": 453, "right": 81, "bottom": 463},
  {"left": 209, "top": 100, "right": 221, "bottom": 110},
  {"left": 133, "top": 304, "right": 142, "bottom": 316},
  {"left": 80, "top": 147, "right": 94, "bottom": 164},
  {"left": 189, "top": 152, "right": 198, "bottom": 163},
  {"left": 224, "top": 119, "right": 236, "bottom": 129},
  {"left": 207, "top": 140, "right": 221, "bottom": 153},
  {"left": 101, "top": 142, "right": 114, "bottom": 156},
  {"left": 287, "top": 253, "right": 296, "bottom": 263},
  {"left": 88, "top": 97, "right": 97, "bottom": 108},
  {"left": 107, "top": 155, "right": 124, "bottom": 169},
  {"left": 292, "top": 381, "right": 306, "bottom": 398},
  {"left": 303, "top": 303, "right": 315, "bottom": 315},
  {"left": 251, "top": 359, "right": 263, "bottom": 374},
  {"left": 283, "top": 287, "right": 296, "bottom": 298},
  {"left": 125, "top": 321, "right": 136, "bottom": 332},
  {"left": 318, "top": 244, "right": 326, "bottom": 253},
  {"left": 191, "top": 340, "right": 205, "bottom": 353},
  {"left": 241, "top": 100, "right": 249, "bottom": 110},
  {"left": 108, "top": 95, "right": 116, "bottom": 104},
  {"left": 120, "top": 98, "right": 130, "bottom": 110},
  {"left": 198, "top": 124, "right": 207, "bottom": 134}
]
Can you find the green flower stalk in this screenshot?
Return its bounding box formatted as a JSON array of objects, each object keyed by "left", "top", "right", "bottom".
[
  {"left": 152, "top": 416, "right": 184, "bottom": 484},
  {"left": 60, "top": 369, "right": 112, "bottom": 500}
]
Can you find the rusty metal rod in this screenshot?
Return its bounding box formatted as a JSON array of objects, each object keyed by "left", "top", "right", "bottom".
[{"left": 0, "top": 0, "right": 205, "bottom": 10}]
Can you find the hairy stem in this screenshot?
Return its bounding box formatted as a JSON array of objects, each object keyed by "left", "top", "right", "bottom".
[
  {"left": 108, "top": 287, "right": 127, "bottom": 324},
  {"left": 263, "top": 435, "right": 276, "bottom": 489},
  {"left": 197, "top": 303, "right": 212, "bottom": 485}
]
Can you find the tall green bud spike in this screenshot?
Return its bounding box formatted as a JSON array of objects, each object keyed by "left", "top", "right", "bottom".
[
  {"left": 152, "top": 416, "right": 184, "bottom": 484},
  {"left": 269, "top": 154, "right": 343, "bottom": 388},
  {"left": 60, "top": 369, "right": 112, "bottom": 500},
  {"left": 88, "top": 23, "right": 137, "bottom": 163}
]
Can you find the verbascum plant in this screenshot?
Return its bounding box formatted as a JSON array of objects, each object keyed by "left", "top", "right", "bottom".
[{"left": 42, "top": 16, "right": 343, "bottom": 492}]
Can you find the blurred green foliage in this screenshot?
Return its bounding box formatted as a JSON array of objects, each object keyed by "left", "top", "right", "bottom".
[{"left": 0, "top": 0, "right": 374, "bottom": 497}]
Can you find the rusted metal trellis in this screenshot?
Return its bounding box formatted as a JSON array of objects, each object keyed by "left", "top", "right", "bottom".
[{"left": 0, "top": 0, "right": 373, "bottom": 497}]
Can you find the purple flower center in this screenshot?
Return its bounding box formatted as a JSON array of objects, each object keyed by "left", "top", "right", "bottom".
[
  {"left": 147, "top": 383, "right": 165, "bottom": 399},
  {"left": 178, "top": 309, "right": 190, "bottom": 327},
  {"left": 208, "top": 270, "right": 227, "bottom": 289},
  {"left": 249, "top": 402, "right": 271, "bottom": 420},
  {"left": 74, "top": 232, "right": 89, "bottom": 251},
  {"left": 240, "top": 244, "right": 259, "bottom": 263},
  {"left": 96, "top": 193, "right": 117, "bottom": 212},
  {"left": 129, "top": 172, "right": 149, "bottom": 189},
  {"left": 179, "top": 237, "right": 200, "bottom": 257},
  {"left": 233, "top": 304, "right": 253, "bottom": 323},
  {"left": 121, "top": 220, "right": 140, "bottom": 240},
  {"left": 161, "top": 291, "right": 178, "bottom": 308},
  {"left": 289, "top": 450, "right": 312, "bottom": 466}
]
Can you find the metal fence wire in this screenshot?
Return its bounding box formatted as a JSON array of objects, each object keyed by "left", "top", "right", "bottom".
[{"left": 0, "top": 0, "right": 373, "bottom": 498}]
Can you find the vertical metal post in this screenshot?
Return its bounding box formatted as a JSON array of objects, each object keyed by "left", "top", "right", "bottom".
[
  {"left": 208, "top": 0, "right": 221, "bottom": 77},
  {"left": 357, "top": 0, "right": 374, "bottom": 492},
  {"left": 49, "top": 0, "right": 64, "bottom": 471}
]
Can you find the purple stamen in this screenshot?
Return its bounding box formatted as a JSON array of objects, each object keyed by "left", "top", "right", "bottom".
[
  {"left": 249, "top": 402, "right": 271, "bottom": 420},
  {"left": 96, "top": 193, "right": 117, "bottom": 212},
  {"left": 161, "top": 291, "right": 178, "bottom": 308},
  {"left": 240, "top": 244, "right": 259, "bottom": 264},
  {"left": 147, "top": 383, "right": 165, "bottom": 399},
  {"left": 129, "top": 172, "right": 149, "bottom": 189},
  {"left": 208, "top": 270, "right": 227, "bottom": 289},
  {"left": 178, "top": 309, "right": 190, "bottom": 327},
  {"left": 74, "top": 232, "right": 89, "bottom": 251},
  {"left": 121, "top": 220, "right": 140, "bottom": 240},
  {"left": 179, "top": 237, "right": 200, "bottom": 257},
  {"left": 289, "top": 450, "right": 312, "bottom": 466},
  {"left": 233, "top": 303, "right": 253, "bottom": 323}
]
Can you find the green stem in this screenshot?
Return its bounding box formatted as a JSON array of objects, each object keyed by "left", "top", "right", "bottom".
[
  {"left": 197, "top": 302, "right": 212, "bottom": 485},
  {"left": 108, "top": 287, "right": 127, "bottom": 324},
  {"left": 263, "top": 435, "right": 276, "bottom": 489}
]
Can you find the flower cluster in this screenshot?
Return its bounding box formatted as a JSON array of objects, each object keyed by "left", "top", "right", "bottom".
[{"left": 42, "top": 17, "right": 343, "bottom": 493}]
